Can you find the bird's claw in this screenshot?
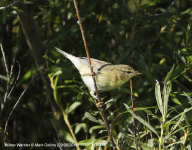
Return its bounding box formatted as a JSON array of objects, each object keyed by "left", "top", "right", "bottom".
[{"left": 96, "top": 102, "right": 104, "bottom": 107}]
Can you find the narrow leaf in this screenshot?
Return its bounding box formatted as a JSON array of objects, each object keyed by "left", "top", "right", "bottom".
[
  {"left": 89, "top": 125, "right": 105, "bottom": 134},
  {"left": 183, "top": 91, "right": 192, "bottom": 105},
  {"left": 163, "top": 83, "right": 172, "bottom": 115},
  {"left": 164, "top": 65, "right": 174, "bottom": 84},
  {"left": 75, "top": 123, "right": 86, "bottom": 134},
  {"left": 58, "top": 130, "right": 74, "bottom": 143},
  {"left": 84, "top": 112, "right": 99, "bottom": 123},
  {"left": 170, "top": 93, "right": 181, "bottom": 105},
  {"left": 164, "top": 107, "right": 192, "bottom": 140},
  {"left": 123, "top": 103, "right": 159, "bottom": 137},
  {"left": 66, "top": 101, "right": 82, "bottom": 114},
  {"left": 155, "top": 80, "right": 164, "bottom": 115},
  {"left": 78, "top": 138, "right": 109, "bottom": 147}
]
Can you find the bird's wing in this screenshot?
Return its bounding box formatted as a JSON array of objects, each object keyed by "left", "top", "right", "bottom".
[{"left": 78, "top": 57, "right": 112, "bottom": 73}]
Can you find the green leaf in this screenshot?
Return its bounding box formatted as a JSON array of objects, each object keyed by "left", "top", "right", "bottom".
[
  {"left": 180, "top": 8, "right": 192, "bottom": 15},
  {"left": 164, "top": 107, "right": 192, "bottom": 140},
  {"left": 52, "top": 70, "right": 63, "bottom": 77},
  {"left": 0, "top": 74, "right": 8, "bottom": 81},
  {"left": 78, "top": 139, "right": 109, "bottom": 147},
  {"left": 163, "top": 83, "right": 172, "bottom": 115},
  {"left": 64, "top": 80, "right": 74, "bottom": 83},
  {"left": 53, "top": 76, "right": 59, "bottom": 104},
  {"left": 183, "top": 91, "right": 192, "bottom": 105},
  {"left": 58, "top": 130, "right": 74, "bottom": 143},
  {"left": 66, "top": 101, "right": 82, "bottom": 114},
  {"left": 75, "top": 123, "right": 86, "bottom": 134},
  {"left": 17, "top": 67, "right": 40, "bottom": 86},
  {"left": 175, "top": 49, "right": 187, "bottom": 64},
  {"left": 170, "top": 93, "right": 181, "bottom": 105},
  {"left": 77, "top": 92, "right": 84, "bottom": 101},
  {"left": 10, "top": 6, "right": 24, "bottom": 13},
  {"left": 147, "top": 139, "right": 155, "bottom": 147},
  {"left": 124, "top": 133, "right": 154, "bottom": 150},
  {"left": 155, "top": 80, "right": 164, "bottom": 115},
  {"left": 105, "top": 97, "right": 118, "bottom": 110},
  {"left": 164, "top": 65, "right": 174, "bottom": 84},
  {"left": 123, "top": 103, "right": 159, "bottom": 137},
  {"left": 89, "top": 125, "right": 105, "bottom": 134},
  {"left": 181, "top": 48, "right": 192, "bottom": 62},
  {"left": 84, "top": 112, "right": 99, "bottom": 123},
  {"left": 167, "top": 64, "right": 186, "bottom": 85},
  {"left": 57, "top": 85, "right": 77, "bottom": 89}
]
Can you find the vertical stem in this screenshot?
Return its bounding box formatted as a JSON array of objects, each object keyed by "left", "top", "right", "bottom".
[
  {"left": 72, "top": 0, "right": 101, "bottom": 103},
  {"left": 61, "top": 109, "right": 81, "bottom": 150},
  {"left": 72, "top": 1, "right": 116, "bottom": 149},
  {"left": 53, "top": 76, "right": 80, "bottom": 150},
  {"left": 159, "top": 123, "right": 164, "bottom": 150},
  {"left": 130, "top": 80, "right": 138, "bottom": 150}
]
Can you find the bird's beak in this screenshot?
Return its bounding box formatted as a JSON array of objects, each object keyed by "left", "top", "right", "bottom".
[{"left": 134, "top": 72, "right": 142, "bottom": 75}]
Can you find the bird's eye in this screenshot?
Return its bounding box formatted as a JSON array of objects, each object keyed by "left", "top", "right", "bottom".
[{"left": 127, "top": 71, "right": 131, "bottom": 74}]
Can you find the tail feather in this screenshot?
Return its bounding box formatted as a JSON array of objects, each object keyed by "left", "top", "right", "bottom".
[
  {"left": 55, "top": 47, "right": 69, "bottom": 58},
  {"left": 55, "top": 47, "right": 81, "bottom": 70}
]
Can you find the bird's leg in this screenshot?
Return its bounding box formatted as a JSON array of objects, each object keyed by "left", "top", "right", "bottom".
[
  {"left": 81, "top": 66, "right": 96, "bottom": 77},
  {"left": 90, "top": 91, "right": 103, "bottom": 107},
  {"left": 96, "top": 101, "right": 104, "bottom": 107},
  {"left": 81, "top": 72, "right": 95, "bottom": 77}
]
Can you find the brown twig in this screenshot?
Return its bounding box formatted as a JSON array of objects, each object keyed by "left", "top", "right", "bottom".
[
  {"left": 4, "top": 71, "right": 40, "bottom": 134},
  {"left": 0, "top": 43, "right": 10, "bottom": 114},
  {"left": 0, "top": 0, "right": 21, "bottom": 10},
  {"left": 130, "top": 79, "right": 138, "bottom": 150},
  {"left": 0, "top": 28, "right": 21, "bottom": 116},
  {"left": 7, "top": 62, "right": 21, "bottom": 98},
  {"left": 137, "top": 0, "right": 177, "bottom": 17},
  {"left": 137, "top": 128, "right": 142, "bottom": 150},
  {"left": 7, "top": 27, "right": 21, "bottom": 98},
  {"left": 72, "top": 0, "right": 116, "bottom": 149}
]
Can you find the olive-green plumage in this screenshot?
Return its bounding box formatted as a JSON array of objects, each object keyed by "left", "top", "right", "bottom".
[{"left": 55, "top": 47, "right": 141, "bottom": 98}]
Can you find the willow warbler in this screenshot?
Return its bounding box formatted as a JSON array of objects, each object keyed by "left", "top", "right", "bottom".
[{"left": 55, "top": 47, "right": 141, "bottom": 98}]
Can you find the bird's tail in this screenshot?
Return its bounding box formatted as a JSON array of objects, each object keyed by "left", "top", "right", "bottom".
[
  {"left": 55, "top": 47, "right": 81, "bottom": 70},
  {"left": 55, "top": 47, "right": 70, "bottom": 58}
]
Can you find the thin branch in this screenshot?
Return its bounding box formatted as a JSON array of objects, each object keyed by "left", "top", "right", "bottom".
[
  {"left": 0, "top": 93, "right": 3, "bottom": 111},
  {"left": 137, "top": 0, "right": 177, "bottom": 17},
  {"left": 7, "top": 62, "right": 21, "bottom": 98},
  {"left": 0, "top": 44, "right": 10, "bottom": 81},
  {"left": 0, "top": 43, "right": 10, "bottom": 107},
  {"left": 50, "top": 119, "right": 63, "bottom": 150},
  {"left": 130, "top": 79, "right": 138, "bottom": 150},
  {"left": 10, "top": 26, "right": 21, "bottom": 78},
  {"left": 72, "top": 0, "right": 116, "bottom": 149},
  {"left": 4, "top": 71, "right": 40, "bottom": 134},
  {"left": 0, "top": 0, "right": 21, "bottom": 10},
  {"left": 73, "top": 0, "right": 101, "bottom": 103},
  {"left": 7, "top": 27, "right": 21, "bottom": 98},
  {"left": 0, "top": 0, "right": 46, "bottom": 11},
  {"left": 137, "top": 128, "right": 142, "bottom": 150}
]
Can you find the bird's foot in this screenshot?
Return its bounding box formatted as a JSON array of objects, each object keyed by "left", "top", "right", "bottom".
[{"left": 96, "top": 101, "right": 104, "bottom": 107}]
